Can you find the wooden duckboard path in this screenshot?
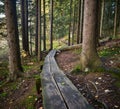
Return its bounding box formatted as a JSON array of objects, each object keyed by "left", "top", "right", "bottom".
[{"left": 41, "top": 50, "right": 93, "bottom": 109}]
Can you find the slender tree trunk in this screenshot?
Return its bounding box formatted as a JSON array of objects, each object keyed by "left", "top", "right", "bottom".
[
  {"left": 72, "top": 3, "right": 76, "bottom": 45},
  {"left": 50, "top": 0, "right": 53, "bottom": 50},
  {"left": 29, "top": 18, "right": 32, "bottom": 55},
  {"left": 21, "top": 0, "right": 26, "bottom": 50},
  {"left": 96, "top": 0, "right": 101, "bottom": 46},
  {"left": 118, "top": 1, "right": 120, "bottom": 29},
  {"left": 81, "top": 0, "right": 102, "bottom": 71},
  {"left": 77, "top": 0, "right": 81, "bottom": 44},
  {"left": 79, "top": 0, "right": 84, "bottom": 43},
  {"left": 68, "top": 0, "right": 72, "bottom": 46},
  {"left": 5, "top": 0, "right": 23, "bottom": 80},
  {"left": 100, "top": 0, "right": 105, "bottom": 38},
  {"left": 43, "top": 0, "right": 46, "bottom": 51},
  {"left": 28, "top": 0, "right": 32, "bottom": 55},
  {"left": 24, "top": 0, "right": 29, "bottom": 52},
  {"left": 38, "top": 0, "right": 42, "bottom": 60},
  {"left": 35, "top": 0, "right": 38, "bottom": 55},
  {"left": 113, "top": 0, "right": 118, "bottom": 38},
  {"left": 21, "top": 0, "right": 29, "bottom": 53}
]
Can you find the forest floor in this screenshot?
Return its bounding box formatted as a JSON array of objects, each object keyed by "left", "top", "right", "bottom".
[
  {"left": 0, "top": 37, "right": 44, "bottom": 109},
  {"left": 56, "top": 39, "right": 120, "bottom": 109},
  {"left": 0, "top": 50, "right": 43, "bottom": 108},
  {"left": 0, "top": 38, "right": 120, "bottom": 109}
]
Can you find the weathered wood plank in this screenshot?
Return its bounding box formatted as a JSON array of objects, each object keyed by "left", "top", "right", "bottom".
[
  {"left": 41, "top": 53, "right": 67, "bottom": 109},
  {"left": 47, "top": 50, "right": 56, "bottom": 57},
  {"left": 48, "top": 54, "right": 93, "bottom": 109},
  {"left": 41, "top": 72, "right": 67, "bottom": 109},
  {"left": 41, "top": 50, "right": 93, "bottom": 109},
  {"left": 53, "top": 73, "right": 93, "bottom": 109}
]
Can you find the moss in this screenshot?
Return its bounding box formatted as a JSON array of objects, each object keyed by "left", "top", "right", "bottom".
[
  {"left": 17, "top": 85, "right": 37, "bottom": 109},
  {"left": 114, "top": 81, "right": 120, "bottom": 88},
  {"left": 73, "top": 48, "right": 82, "bottom": 55},
  {"left": 0, "top": 92, "right": 8, "bottom": 99},
  {"left": 71, "top": 65, "right": 82, "bottom": 75}
]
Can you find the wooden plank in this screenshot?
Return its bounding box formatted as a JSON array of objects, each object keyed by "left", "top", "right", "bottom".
[
  {"left": 41, "top": 53, "right": 67, "bottom": 109},
  {"left": 49, "top": 57, "right": 59, "bottom": 72},
  {"left": 41, "top": 72, "right": 67, "bottom": 109},
  {"left": 49, "top": 55, "right": 93, "bottom": 109},
  {"left": 47, "top": 50, "right": 56, "bottom": 57},
  {"left": 53, "top": 73, "right": 93, "bottom": 109},
  {"left": 41, "top": 50, "right": 93, "bottom": 109}
]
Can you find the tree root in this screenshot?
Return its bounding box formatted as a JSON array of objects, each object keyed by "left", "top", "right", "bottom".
[{"left": 84, "top": 78, "right": 108, "bottom": 109}]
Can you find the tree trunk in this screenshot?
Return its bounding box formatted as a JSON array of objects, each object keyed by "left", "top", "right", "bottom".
[
  {"left": 5, "top": 0, "right": 23, "bottom": 80},
  {"left": 68, "top": 0, "right": 72, "bottom": 46},
  {"left": 35, "top": 0, "right": 38, "bottom": 55},
  {"left": 38, "top": 0, "right": 42, "bottom": 60},
  {"left": 79, "top": 0, "right": 84, "bottom": 43},
  {"left": 96, "top": 0, "right": 101, "bottom": 46},
  {"left": 50, "top": 0, "right": 53, "bottom": 50},
  {"left": 21, "top": 0, "right": 26, "bottom": 51},
  {"left": 80, "top": 0, "right": 102, "bottom": 71},
  {"left": 113, "top": 0, "right": 118, "bottom": 38},
  {"left": 77, "top": 0, "right": 81, "bottom": 44},
  {"left": 100, "top": 0, "right": 105, "bottom": 38},
  {"left": 21, "top": 0, "right": 29, "bottom": 53},
  {"left": 43, "top": 0, "right": 46, "bottom": 51},
  {"left": 72, "top": 3, "right": 76, "bottom": 45},
  {"left": 24, "top": 0, "right": 29, "bottom": 52}
]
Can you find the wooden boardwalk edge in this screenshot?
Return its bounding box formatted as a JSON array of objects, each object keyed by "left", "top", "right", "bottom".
[{"left": 41, "top": 50, "right": 94, "bottom": 109}]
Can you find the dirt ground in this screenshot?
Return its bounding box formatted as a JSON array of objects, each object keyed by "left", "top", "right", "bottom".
[
  {"left": 0, "top": 39, "right": 120, "bottom": 109},
  {"left": 56, "top": 39, "right": 120, "bottom": 109}
]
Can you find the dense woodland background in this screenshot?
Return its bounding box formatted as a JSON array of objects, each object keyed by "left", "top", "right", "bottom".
[{"left": 0, "top": 0, "right": 120, "bottom": 108}]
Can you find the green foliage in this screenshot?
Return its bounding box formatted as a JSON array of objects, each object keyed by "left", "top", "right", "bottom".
[
  {"left": 71, "top": 65, "right": 81, "bottom": 75},
  {"left": 18, "top": 86, "right": 37, "bottom": 109},
  {"left": 0, "top": 61, "right": 9, "bottom": 86},
  {"left": 0, "top": 92, "right": 7, "bottom": 99},
  {"left": 73, "top": 48, "right": 82, "bottom": 55},
  {"left": 23, "top": 65, "right": 33, "bottom": 72},
  {"left": 98, "top": 46, "right": 120, "bottom": 57}
]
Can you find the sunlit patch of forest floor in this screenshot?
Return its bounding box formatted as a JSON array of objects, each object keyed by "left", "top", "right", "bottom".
[
  {"left": 0, "top": 55, "right": 43, "bottom": 108},
  {"left": 56, "top": 39, "right": 120, "bottom": 109}
]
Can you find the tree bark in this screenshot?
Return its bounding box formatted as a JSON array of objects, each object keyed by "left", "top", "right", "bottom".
[
  {"left": 100, "top": 0, "right": 105, "bottom": 38},
  {"left": 79, "top": 0, "right": 84, "bottom": 43},
  {"left": 81, "top": 0, "right": 102, "bottom": 71},
  {"left": 96, "top": 0, "right": 101, "bottom": 46},
  {"left": 43, "top": 0, "right": 46, "bottom": 51},
  {"left": 77, "top": 0, "right": 81, "bottom": 44},
  {"left": 38, "top": 0, "right": 42, "bottom": 60},
  {"left": 5, "top": 0, "right": 23, "bottom": 80},
  {"left": 24, "top": 0, "right": 29, "bottom": 52},
  {"left": 21, "top": 0, "right": 29, "bottom": 53},
  {"left": 68, "top": 0, "right": 72, "bottom": 46},
  {"left": 35, "top": 0, "right": 38, "bottom": 55},
  {"left": 113, "top": 0, "right": 118, "bottom": 38},
  {"left": 50, "top": 0, "right": 53, "bottom": 50},
  {"left": 72, "top": 3, "right": 76, "bottom": 45},
  {"left": 21, "top": 0, "right": 26, "bottom": 51}
]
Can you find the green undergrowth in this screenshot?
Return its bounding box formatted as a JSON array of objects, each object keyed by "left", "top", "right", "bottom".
[
  {"left": 0, "top": 82, "right": 18, "bottom": 100},
  {"left": 98, "top": 46, "right": 120, "bottom": 57},
  {"left": 0, "top": 55, "right": 42, "bottom": 108},
  {"left": 17, "top": 85, "right": 37, "bottom": 109},
  {"left": 72, "top": 64, "right": 120, "bottom": 87},
  {"left": 71, "top": 65, "right": 81, "bottom": 75},
  {"left": 0, "top": 61, "right": 9, "bottom": 86},
  {"left": 73, "top": 48, "right": 82, "bottom": 55}
]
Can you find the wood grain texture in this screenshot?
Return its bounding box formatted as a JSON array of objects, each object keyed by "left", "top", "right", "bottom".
[{"left": 41, "top": 50, "right": 94, "bottom": 109}]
